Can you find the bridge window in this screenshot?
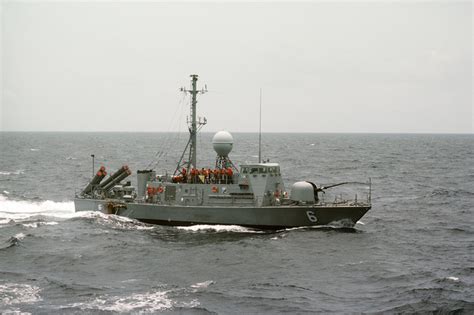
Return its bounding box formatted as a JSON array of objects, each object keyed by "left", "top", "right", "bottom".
[{"left": 242, "top": 166, "right": 276, "bottom": 174}]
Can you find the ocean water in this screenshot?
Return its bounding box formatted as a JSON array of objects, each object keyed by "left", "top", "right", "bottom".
[{"left": 0, "top": 132, "right": 473, "bottom": 314}]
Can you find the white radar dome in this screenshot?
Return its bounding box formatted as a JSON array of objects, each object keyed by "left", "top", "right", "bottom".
[{"left": 212, "top": 131, "right": 233, "bottom": 157}]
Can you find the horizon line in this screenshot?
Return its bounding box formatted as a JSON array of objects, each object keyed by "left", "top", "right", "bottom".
[{"left": 1, "top": 130, "right": 473, "bottom": 135}]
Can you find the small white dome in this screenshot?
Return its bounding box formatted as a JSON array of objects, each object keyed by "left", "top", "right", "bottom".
[
  {"left": 212, "top": 131, "right": 233, "bottom": 157},
  {"left": 290, "top": 181, "right": 315, "bottom": 204}
]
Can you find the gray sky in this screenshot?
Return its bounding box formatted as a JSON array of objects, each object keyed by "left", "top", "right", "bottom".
[{"left": 1, "top": 1, "right": 472, "bottom": 133}]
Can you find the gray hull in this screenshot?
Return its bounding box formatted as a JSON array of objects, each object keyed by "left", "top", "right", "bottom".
[{"left": 74, "top": 198, "right": 370, "bottom": 229}]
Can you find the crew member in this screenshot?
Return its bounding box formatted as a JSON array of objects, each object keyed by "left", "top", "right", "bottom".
[
  {"left": 181, "top": 168, "right": 187, "bottom": 183},
  {"left": 190, "top": 168, "right": 196, "bottom": 183},
  {"left": 220, "top": 168, "right": 226, "bottom": 184},
  {"left": 226, "top": 167, "right": 233, "bottom": 184},
  {"left": 213, "top": 169, "right": 220, "bottom": 184},
  {"left": 207, "top": 168, "right": 212, "bottom": 183}
]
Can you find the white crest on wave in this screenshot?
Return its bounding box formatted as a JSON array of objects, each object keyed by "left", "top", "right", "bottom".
[
  {"left": 22, "top": 221, "right": 59, "bottom": 228},
  {"left": 0, "top": 283, "right": 42, "bottom": 305},
  {"left": 327, "top": 219, "right": 356, "bottom": 228},
  {"left": 0, "top": 218, "right": 12, "bottom": 225},
  {"left": 68, "top": 290, "right": 199, "bottom": 312},
  {"left": 0, "top": 194, "right": 74, "bottom": 220},
  {"left": 190, "top": 280, "right": 214, "bottom": 289},
  {"left": 0, "top": 170, "right": 24, "bottom": 176},
  {"left": 13, "top": 233, "right": 26, "bottom": 240},
  {"left": 72, "top": 211, "right": 154, "bottom": 230}
]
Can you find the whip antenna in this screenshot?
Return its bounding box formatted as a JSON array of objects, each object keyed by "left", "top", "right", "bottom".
[{"left": 258, "top": 88, "right": 262, "bottom": 163}]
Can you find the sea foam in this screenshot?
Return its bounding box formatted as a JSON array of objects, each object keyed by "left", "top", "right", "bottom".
[
  {"left": 0, "top": 194, "right": 74, "bottom": 220},
  {"left": 68, "top": 290, "right": 198, "bottom": 312},
  {"left": 177, "top": 224, "right": 261, "bottom": 233},
  {"left": 0, "top": 283, "right": 42, "bottom": 305}
]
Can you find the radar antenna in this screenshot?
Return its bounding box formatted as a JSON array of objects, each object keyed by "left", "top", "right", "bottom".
[{"left": 175, "top": 74, "right": 207, "bottom": 174}]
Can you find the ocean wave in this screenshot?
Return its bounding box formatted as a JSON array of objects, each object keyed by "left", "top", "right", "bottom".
[
  {"left": 249, "top": 282, "right": 314, "bottom": 294},
  {"left": 22, "top": 221, "right": 58, "bottom": 228},
  {"left": 378, "top": 298, "right": 473, "bottom": 314},
  {"left": 1, "top": 233, "right": 27, "bottom": 250},
  {"left": 429, "top": 188, "right": 474, "bottom": 198},
  {"left": 0, "top": 194, "right": 74, "bottom": 220},
  {"left": 0, "top": 170, "right": 25, "bottom": 176},
  {"left": 368, "top": 273, "right": 474, "bottom": 313},
  {"left": 0, "top": 218, "right": 12, "bottom": 225},
  {"left": 0, "top": 283, "right": 42, "bottom": 305},
  {"left": 283, "top": 222, "right": 359, "bottom": 233},
  {"left": 327, "top": 219, "right": 358, "bottom": 228},
  {"left": 0, "top": 195, "right": 154, "bottom": 231},
  {"left": 190, "top": 280, "right": 214, "bottom": 289},
  {"left": 44, "top": 277, "right": 110, "bottom": 294},
  {"left": 336, "top": 260, "right": 366, "bottom": 267},
  {"left": 270, "top": 234, "right": 287, "bottom": 240},
  {"left": 1, "top": 217, "right": 61, "bottom": 229},
  {"left": 446, "top": 226, "right": 474, "bottom": 235},
  {"left": 65, "top": 289, "right": 199, "bottom": 312},
  {"left": 71, "top": 211, "right": 155, "bottom": 231},
  {"left": 12, "top": 232, "right": 26, "bottom": 241}
]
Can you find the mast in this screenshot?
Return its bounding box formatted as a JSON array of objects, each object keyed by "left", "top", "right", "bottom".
[
  {"left": 190, "top": 75, "right": 198, "bottom": 168},
  {"left": 176, "top": 74, "right": 207, "bottom": 174}
]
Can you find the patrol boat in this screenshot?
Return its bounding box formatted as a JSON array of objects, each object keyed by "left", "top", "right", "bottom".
[{"left": 74, "top": 75, "right": 371, "bottom": 229}]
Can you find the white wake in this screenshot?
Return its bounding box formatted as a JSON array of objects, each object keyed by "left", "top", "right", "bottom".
[
  {"left": 0, "top": 194, "right": 75, "bottom": 221},
  {"left": 177, "top": 224, "right": 261, "bottom": 233}
]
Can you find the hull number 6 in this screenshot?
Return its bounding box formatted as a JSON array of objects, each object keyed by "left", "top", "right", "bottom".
[{"left": 306, "top": 211, "right": 318, "bottom": 223}]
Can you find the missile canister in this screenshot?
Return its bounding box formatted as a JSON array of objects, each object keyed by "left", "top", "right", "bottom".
[
  {"left": 102, "top": 169, "right": 132, "bottom": 192},
  {"left": 81, "top": 167, "right": 107, "bottom": 195},
  {"left": 99, "top": 165, "right": 128, "bottom": 189}
]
